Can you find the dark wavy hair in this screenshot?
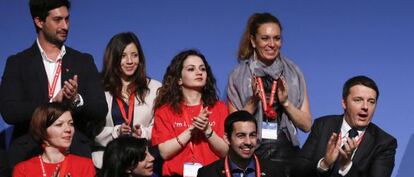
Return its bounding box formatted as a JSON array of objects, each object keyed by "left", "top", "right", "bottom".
[
  {"left": 98, "top": 136, "right": 149, "bottom": 177},
  {"left": 30, "top": 102, "right": 72, "bottom": 145},
  {"left": 238, "top": 12, "right": 282, "bottom": 60},
  {"left": 101, "top": 32, "right": 150, "bottom": 104},
  {"left": 154, "top": 49, "right": 219, "bottom": 114}
]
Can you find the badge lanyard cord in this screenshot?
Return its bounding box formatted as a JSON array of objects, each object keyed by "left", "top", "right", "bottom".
[
  {"left": 116, "top": 92, "right": 136, "bottom": 127},
  {"left": 48, "top": 60, "right": 62, "bottom": 99}
]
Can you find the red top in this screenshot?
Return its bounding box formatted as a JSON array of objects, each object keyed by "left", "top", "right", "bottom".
[
  {"left": 13, "top": 154, "right": 95, "bottom": 177},
  {"left": 152, "top": 101, "right": 228, "bottom": 176}
]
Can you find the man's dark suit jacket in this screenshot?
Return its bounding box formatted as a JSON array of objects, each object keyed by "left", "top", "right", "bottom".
[
  {"left": 197, "top": 156, "right": 286, "bottom": 177},
  {"left": 293, "top": 115, "right": 397, "bottom": 177},
  {"left": 0, "top": 43, "right": 108, "bottom": 167}
]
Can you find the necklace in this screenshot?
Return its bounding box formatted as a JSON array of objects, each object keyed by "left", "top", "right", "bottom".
[
  {"left": 39, "top": 154, "right": 68, "bottom": 177},
  {"left": 38, "top": 155, "right": 47, "bottom": 177}
]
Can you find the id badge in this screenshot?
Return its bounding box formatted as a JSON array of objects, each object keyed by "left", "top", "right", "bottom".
[
  {"left": 183, "top": 162, "right": 202, "bottom": 177},
  {"left": 262, "top": 122, "right": 278, "bottom": 140}
]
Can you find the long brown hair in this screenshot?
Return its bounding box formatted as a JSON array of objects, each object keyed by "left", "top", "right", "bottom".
[
  {"left": 101, "top": 32, "right": 149, "bottom": 103},
  {"left": 237, "top": 13, "right": 283, "bottom": 60},
  {"left": 154, "top": 49, "right": 218, "bottom": 114}
]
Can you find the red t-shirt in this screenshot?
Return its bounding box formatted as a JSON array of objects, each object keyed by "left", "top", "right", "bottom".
[
  {"left": 152, "top": 101, "right": 228, "bottom": 176},
  {"left": 13, "top": 154, "right": 95, "bottom": 177}
]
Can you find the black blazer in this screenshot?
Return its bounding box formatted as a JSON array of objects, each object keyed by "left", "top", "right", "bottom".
[
  {"left": 197, "top": 156, "right": 286, "bottom": 177},
  {"left": 0, "top": 42, "right": 107, "bottom": 139},
  {"left": 294, "top": 115, "right": 397, "bottom": 177},
  {"left": 0, "top": 43, "right": 107, "bottom": 167}
]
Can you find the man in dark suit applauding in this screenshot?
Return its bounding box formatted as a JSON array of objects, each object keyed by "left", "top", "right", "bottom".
[
  {"left": 0, "top": 0, "right": 107, "bottom": 168},
  {"left": 294, "top": 75, "right": 397, "bottom": 177},
  {"left": 198, "top": 110, "right": 285, "bottom": 177}
]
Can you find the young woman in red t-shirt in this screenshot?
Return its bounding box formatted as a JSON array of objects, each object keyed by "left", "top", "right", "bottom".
[{"left": 152, "top": 49, "right": 228, "bottom": 176}]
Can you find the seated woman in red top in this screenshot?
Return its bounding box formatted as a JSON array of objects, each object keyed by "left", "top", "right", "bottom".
[
  {"left": 152, "top": 49, "right": 229, "bottom": 176},
  {"left": 13, "top": 102, "right": 95, "bottom": 177}
]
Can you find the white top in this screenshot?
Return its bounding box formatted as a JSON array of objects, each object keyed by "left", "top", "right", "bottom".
[{"left": 92, "top": 79, "right": 161, "bottom": 168}]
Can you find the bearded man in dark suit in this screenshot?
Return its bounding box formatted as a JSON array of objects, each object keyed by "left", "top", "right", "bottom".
[
  {"left": 0, "top": 0, "right": 107, "bottom": 168},
  {"left": 294, "top": 75, "right": 397, "bottom": 177}
]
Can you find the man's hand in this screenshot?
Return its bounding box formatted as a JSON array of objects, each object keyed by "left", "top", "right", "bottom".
[
  {"left": 338, "top": 137, "right": 357, "bottom": 169},
  {"left": 323, "top": 133, "right": 342, "bottom": 168},
  {"left": 63, "top": 75, "right": 79, "bottom": 102}
]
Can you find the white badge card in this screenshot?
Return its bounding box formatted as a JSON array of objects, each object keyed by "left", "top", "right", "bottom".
[
  {"left": 262, "top": 122, "right": 278, "bottom": 140},
  {"left": 183, "top": 162, "right": 202, "bottom": 177}
]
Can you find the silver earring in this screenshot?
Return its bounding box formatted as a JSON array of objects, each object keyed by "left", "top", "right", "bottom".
[{"left": 253, "top": 50, "right": 257, "bottom": 61}]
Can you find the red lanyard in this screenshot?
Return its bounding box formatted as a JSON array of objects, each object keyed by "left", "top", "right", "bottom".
[
  {"left": 48, "top": 60, "right": 62, "bottom": 99},
  {"left": 116, "top": 92, "right": 136, "bottom": 126},
  {"left": 224, "top": 154, "right": 261, "bottom": 177},
  {"left": 256, "top": 76, "right": 278, "bottom": 119},
  {"left": 182, "top": 103, "right": 203, "bottom": 162}
]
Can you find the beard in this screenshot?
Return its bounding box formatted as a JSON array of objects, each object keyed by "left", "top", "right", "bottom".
[{"left": 42, "top": 29, "right": 68, "bottom": 46}]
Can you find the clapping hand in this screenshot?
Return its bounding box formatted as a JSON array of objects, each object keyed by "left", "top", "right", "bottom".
[
  {"left": 338, "top": 137, "right": 357, "bottom": 169},
  {"left": 323, "top": 133, "right": 342, "bottom": 168},
  {"left": 132, "top": 124, "right": 142, "bottom": 138},
  {"left": 63, "top": 75, "right": 79, "bottom": 102},
  {"left": 192, "top": 107, "right": 212, "bottom": 133},
  {"left": 277, "top": 76, "right": 289, "bottom": 106}
]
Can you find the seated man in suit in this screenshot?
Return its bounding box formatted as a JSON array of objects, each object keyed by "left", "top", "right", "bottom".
[
  {"left": 294, "top": 75, "right": 397, "bottom": 177},
  {"left": 198, "top": 110, "right": 285, "bottom": 177},
  {"left": 0, "top": 0, "right": 107, "bottom": 168}
]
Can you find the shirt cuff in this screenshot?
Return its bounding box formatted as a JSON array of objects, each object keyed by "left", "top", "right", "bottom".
[
  {"left": 338, "top": 161, "right": 353, "bottom": 176},
  {"left": 112, "top": 125, "right": 121, "bottom": 138},
  {"left": 75, "top": 94, "right": 84, "bottom": 107},
  {"left": 317, "top": 158, "right": 330, "bottom": 172}
]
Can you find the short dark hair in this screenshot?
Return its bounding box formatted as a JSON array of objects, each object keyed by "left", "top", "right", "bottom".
[
  {"left": 224, "top": 110, "right": 257, "bottom": 136},
  {"left": 29, "top": 0, "right": 71, "bottom": 32},
  {"left": 30, "top": 102, "right": 71, "bottom": 144},
  {"left": 342, "top": 75, "right": 379, "bottom": 100},
  {"left": 98, "top": 136, "right": 148, "bottom": 177}
]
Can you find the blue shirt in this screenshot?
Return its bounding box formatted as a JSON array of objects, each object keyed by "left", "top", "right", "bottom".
[{"left": 229, "top": 158, "right": 256, "bottom": 177}]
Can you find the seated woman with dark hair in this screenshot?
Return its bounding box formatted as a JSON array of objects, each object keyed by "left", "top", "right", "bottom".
[
  {"left": 98, "top": 136, "right": 155, "bottom": 177},
  {"left": 12, "top": 102, "right": 95, "bottom": 177}
]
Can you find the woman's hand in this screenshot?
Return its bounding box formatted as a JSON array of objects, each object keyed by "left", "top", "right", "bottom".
[
  {"left": 277, "top": 76, "right": 289, "bottom": 107},
  {"left": 192, "top": 107, "right": 212, "bottom": 133},
  {"left": 132, "top": 124, "right": 142, "bottom": 138},
  {"left": 251, "top": 76, "right": 261, "bottom": 101},
  {"left": 119, "top": 123, "right": 132, "bottom": 136}
]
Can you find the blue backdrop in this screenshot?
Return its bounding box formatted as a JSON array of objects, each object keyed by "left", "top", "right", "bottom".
[{"left": 1, "top": 1, "right": 413, "bottom": 176}]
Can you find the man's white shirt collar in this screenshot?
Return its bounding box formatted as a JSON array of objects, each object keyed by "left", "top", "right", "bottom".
[{"left": 36, "top": 38, "right": 66, "bottom": 62}]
